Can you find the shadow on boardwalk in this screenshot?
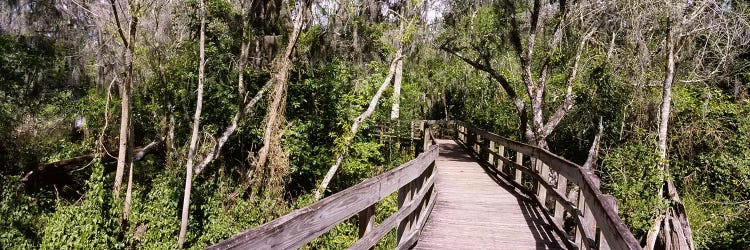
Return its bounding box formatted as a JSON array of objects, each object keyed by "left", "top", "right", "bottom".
[{"left": 413, "top": 139, "right": 565, "bottom": 250}]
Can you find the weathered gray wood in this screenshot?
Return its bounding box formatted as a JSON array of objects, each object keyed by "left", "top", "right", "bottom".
[
  {"left": 515, "top": 151, "right": 523, "bottom": 188},
  {"left": 453, "top": 120, "right": 640, "bottom": 250},
  {"left": 575, "top": 188, "right": 596, "bottom": 249},
  {"left": 600, "top": 195, "right": 618, "bottom": 250},
  {"left": 415, "top": 140, "right": 566, "bottom": 249},
  {"left": 358, "top": 205, "right": 375, "bottom": 238},
  {"left": 498, "top": 145, "right": 505, "bottom": 173},
  {"left": 208, "top": 146, "right": 438, "bottom": 250},
  {"left": 536, "top": 160, "right": 550, "bottom": 211},
  {"left": 212, "top": 120, "right": 639, "bottom": 250},
  {"left": 397, "top": 181, "right": 414, "bottom": 243},
  {"left": 494, "top": 155, "right": 578, "bottom": 217},
  {"left": 488, "top": 140, "right": 495, "bottom": 165},
  {"left": 554, "top": 174, "right": 568, "bottom": 227},
  {"left": 350, "top": 175, "right": 436, "bottom": 250}
]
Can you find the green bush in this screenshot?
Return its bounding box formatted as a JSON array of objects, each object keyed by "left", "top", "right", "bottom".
[
  {"left": 601, "top": 142, "right": 667, "bottom": 237},
  {"left": 40, "top": 160, "right": 121, "bottom": 249}
]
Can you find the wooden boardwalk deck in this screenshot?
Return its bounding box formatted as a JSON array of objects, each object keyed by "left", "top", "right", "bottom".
[{"left": 414, "top": 139, "right": 566, "bottom": 250}]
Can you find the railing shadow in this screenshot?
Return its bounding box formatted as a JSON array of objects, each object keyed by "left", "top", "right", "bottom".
[{"left": 447, "top": 138, "right": 566, "bottom": 250}]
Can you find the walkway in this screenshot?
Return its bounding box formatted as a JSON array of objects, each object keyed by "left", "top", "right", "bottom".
[{"left": 414, "top": 139, "right": 565, "bottom": 249}]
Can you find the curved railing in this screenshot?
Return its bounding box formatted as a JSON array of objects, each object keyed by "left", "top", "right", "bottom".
[
  {"left": 208, "top": 120, "right": 639, "bottom": 250},
  {"left": 207, "top": 128, "right": 439, "bottom": 250},
  {"left": 452, "top": 120, "right": 640, "bottom": 250}
]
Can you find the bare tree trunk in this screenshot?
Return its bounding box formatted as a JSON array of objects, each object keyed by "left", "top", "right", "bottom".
[
  {"left": 193, "top": 13, "right": 271, "bottom": 176},
  {"left": 178, "top": 1, "right": 205, "bottom": 247},
  {"left": 390, "top": 54, "right": 403, "bottom": 120},
  {"left": 314, "top": 52, "right": 403, "bottom": 200},
  {"left": 194, "top": 80, "right": 270, "bottom": 175},
  {"left": 111, "top": 0, "right": 137, "bottom": 198},
  {"left": 251, "top": 0, "right": 311, "bottom": 197},
  {"left": 390, "top": 16, "right": 405, "bottom": 121},
  {"left": 657, "top": 13, "right": 675, "bottom": 168},
  {"left": 122, "top": 7, "right": 139, "bottom": 220},
  {"left": 646, "top": 6, "right": 695, "bottom": 249}
]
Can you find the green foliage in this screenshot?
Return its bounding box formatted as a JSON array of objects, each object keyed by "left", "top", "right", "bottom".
[
  {"left": 124, "top": 165, "right": 182, "bottom": 249},
  {"left": 40, "top": 160, "right": 121, "bottom": 249},
  {"left": 601, "top": 142, "right": 667, "bottom": 236},
  {"left": 0, "top": 176, "right": 43, "bottom": 249},
  {"left": 192, "top": 179, "right": 288, "bottom": 248},
  {"left": 685, "top": 194, "right": 750, "bottom": 249}
]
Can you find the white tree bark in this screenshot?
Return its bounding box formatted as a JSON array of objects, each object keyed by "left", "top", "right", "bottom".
[
  {"left": 314, "top": 51, "right": 403, "bottom": 200},
  {"left": 657, "top": 13, "right": 675, "bottom": 166},
  {"left": 110, "top": 0, "right": 136, "bottom": 199},
  {"left": 178, "top": 1, "right": 205, "bottom": 247},
  {"left": 194, "top": 80, "right": 271, "bottom": 175},
  {"left": 390, "top": 56, "right": 403, "bottom": 120}
]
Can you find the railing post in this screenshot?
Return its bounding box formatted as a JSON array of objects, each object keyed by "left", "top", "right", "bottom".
[
  {"left": 515, "top": 151, "right": 523, "bottom": 187},
  {"left": 599, "top": 195, "right": 618, "bottom": 250},
  {"left": 536, "top": 160, "right": 549, "bottom": 209},
  {"left": 488, "top": 140, "right": 495, "bottom": 166},
  {"left": 474, "top": 133, "right": 481, "bottom": 153},
  {"left": 397, "top": 181, "right": 414, "bottom": 244},
  {"left": 358, "top": 205, "right": 376, "bottom": 250},
  {"left": 553, "top": 174, "right": 568, "bottom": 227},
  {"left": 576, "top": 189, "right": 595, "bottom": 249},
  {"left": 422, "top": 124, "right": 431, "bottom": 151}
]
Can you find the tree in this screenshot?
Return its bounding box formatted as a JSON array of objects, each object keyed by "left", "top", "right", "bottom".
[
  {"left": 177, "top": 0, "right": 206, "bottom": 247},
  {"left": 441, "top": 0, "right": 600, "bottom": 149},
  {"left": 107, "top": 0, "right": 139, "bottom": 221},
  {"left": 315, "top": 51, "right": 403, "bottom": 200},
  {"left": 251, "top": 0, "right": 313, "bottom": 198}
]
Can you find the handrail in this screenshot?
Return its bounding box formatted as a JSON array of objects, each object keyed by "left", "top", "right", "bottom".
[
  {"left": 208, "top": 120, "right": 639, "bottom": 250},
  {"left": 452, "top": 120, "right": 641, "bottom": 250},
  {"left": 207, "top": 134, "right": 439, "bottom": 250}
]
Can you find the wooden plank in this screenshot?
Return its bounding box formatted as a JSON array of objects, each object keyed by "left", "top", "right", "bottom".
[
  {"left": 453, "top": 121, "right": 641, "bottom": 250},
  {"left": 599, "top": 195, "right": 618, "bottom": 250},
  {"left": 208, "top": 146, "right": 438, "bottom": 250},
  {"left": 536, "top": 161, "right": 550, "bottom": 211},
  {"left": 488, "top": 140, "right": 495, "bottom": 165},
  {"left": 495, "top": 156, "right": 577, "bottom": 214},
  {"left": 358, "top": 205, "right": 375, "bottom": 250},
  {"left": 395, "top": 187, "right": 437, "bottom": 250},
  {"left": 554, "top": 174, "right": 568, "bottom": 227},
  {"left": 350, "top": 176, "right": 436, "bottom": 250},
  {"left": 415, "top": 140, "right": 567, "bottom": 249},
  {"left": 515, "top": 151, "right": 523, "bottom": 188}
]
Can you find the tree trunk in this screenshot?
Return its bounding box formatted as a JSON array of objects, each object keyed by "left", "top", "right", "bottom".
[
  {"left": 111, "top": 0, "right": 136, "bottom": 198},
  {"left": 314, "top": 52, "right": 403, "bottom": 200},
  {"left": 390, "top": 14, "right": 405, "bottom": 121},
  {"left": 646, "top": 7, "right": 696, "bottom": 250},
  {"left": 251, "top": 0, "right": 311, "bottom": 197},
  {"left": 657, "top": 14, "right": 675, "bottom": 167},
  {"left": 178, "top": 1, "right": 205, "bottom": 247},
  {"left": 120, "top": 2, "right": 139, "bottom": 220},
  {"left": 193, "top": 14, "right": 271, "bottom": 176},
  {"left": 194, "top": 79, "right": 270, "bottom": 176},
  {"left": 390, "top": 54, "right": 403, "bottom": 120}
]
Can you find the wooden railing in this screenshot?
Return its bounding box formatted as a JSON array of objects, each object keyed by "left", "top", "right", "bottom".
[
  {"left": 208, "top": 128, "right": 439, "bottom": 250},
  {"left": 452, "top": 120, "right": 641, "bottom": 250}
]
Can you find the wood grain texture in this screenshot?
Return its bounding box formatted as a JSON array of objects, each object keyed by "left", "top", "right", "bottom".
[
  {"left": 208, "top": 146, "right": 438, "bottom": 250},
  {"left": 454, "top": 121, "right": 641, "bottom": 250},
  {"left": 208, "top": 121, "right": 640, "bottom": 250},
  {"left": 413, "top": 140, "right": 566, "bottom": 250}
]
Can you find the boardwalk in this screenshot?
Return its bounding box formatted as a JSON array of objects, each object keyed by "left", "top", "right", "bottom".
[
  {"left": 414, "top": 139, "right": 565, "bottom": 249},
  {"left": 209, "top": 121, "right": 641, "bottom": 250}
]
